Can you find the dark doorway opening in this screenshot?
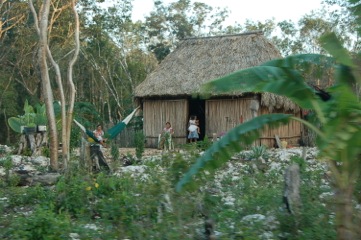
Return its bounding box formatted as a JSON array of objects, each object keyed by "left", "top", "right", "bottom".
[{"left": 188, "top": 98, "right": 206, "bottom": 141}]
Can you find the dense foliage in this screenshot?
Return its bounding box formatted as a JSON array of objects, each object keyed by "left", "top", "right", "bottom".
[
  {"left": 1, "top": 0, "right": 359, "bottom": 145},
  {"left": 0, "top": 146, "right": 341, "bottom": 239}
]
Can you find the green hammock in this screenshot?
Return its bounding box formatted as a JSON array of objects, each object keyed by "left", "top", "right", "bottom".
[{"left": 74, "top": 107, "right": 140, "bottom": 143}]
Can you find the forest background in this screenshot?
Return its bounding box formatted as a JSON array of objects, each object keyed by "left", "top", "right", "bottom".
[{"left": 0, "top": 0, "right": 359, "bottom": 148}]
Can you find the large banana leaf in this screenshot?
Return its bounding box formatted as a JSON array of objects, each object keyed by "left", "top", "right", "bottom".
[
  {"left": 317, "top": 83, "right": 361, "bottom": 161},
  {"left": 8, "top": 117, "right": 23, "bottom": 133},
  {"left": 202, "top": 62, "right": 323, "bottom": 110},
  {"left": 320, "top": 33, "right": 361, "bottom": 86},
  {"left": 176, "top": 113, "right": 291, "bottom": 192},
  {"left": 262, "top": 53, "right": 334, "bottom": 70},
  {"left": 320, "top": 33, "right": 355, "bottom": 68}
]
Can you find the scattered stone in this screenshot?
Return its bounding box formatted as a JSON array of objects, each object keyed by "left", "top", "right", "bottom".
[
  {"left": 0, "top": 145, "right": 13, "bottom": 154},
  {"left": 31, "top": 173, "right": 61, "bottom": 186},
  {"left": 32, "top": 156, "right": 49, "bottom": 167},
  {"left": 242, "top": 214, "right": 266, "bottom": 222}
]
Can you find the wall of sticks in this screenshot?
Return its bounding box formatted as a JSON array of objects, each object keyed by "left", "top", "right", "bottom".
[{"left": 142, "top": 97, "right": 301, "bottom": 148}]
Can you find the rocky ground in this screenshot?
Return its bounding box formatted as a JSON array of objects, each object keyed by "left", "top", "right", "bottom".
[
  {"left": 0, "top": 145, "right": 164, "bottom": 184},
  {"left": 0, "top": 144, "right": 339, "bottom": 240},
  {"left": 104, "top": 147, "right": 163, "bottom": 157},
  {"left": 0, "top": 145, "right": 320, "bottom": 182}
]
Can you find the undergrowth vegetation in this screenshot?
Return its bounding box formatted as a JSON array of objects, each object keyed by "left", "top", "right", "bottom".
[{"left": 0, "top": 145, "right": 342, "bottom": 239}]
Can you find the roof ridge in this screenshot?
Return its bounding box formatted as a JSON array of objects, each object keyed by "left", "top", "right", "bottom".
[{"left": 183, "top": 31, "right": 263, "bottom": 41}]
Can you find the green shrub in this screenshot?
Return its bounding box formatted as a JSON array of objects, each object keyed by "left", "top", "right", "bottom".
[
  {"left": 0, "top": 147, "right": 340, "bottom": 239},
  {"left": 54, "top": 175, "right": 93, "bottom": 217},
  {"left": 69, "top": 126, "right": 81, "bottom": 152},
  {"left": 2, "top": 206, "right": 72, "bottom": 240},
  {"left": 0, "top": 156, "right": 15, "bottom": 186},
  {"left": 197, "top": 135, "right": 213, "bottom": 150},
  {"left": 0, "top": 145, "right": 6, "bottom": 155},
  {"left": 134, "top": 130, "right": 145, "bottom": 159},
  {"left": 41, "top": 146, "right": 50, "bottom": 157},
  {"left": 250, "top": 145, "right": 268, "bottom": 159},
  {"left": 290, "top": 155, "right": 307, "bottom": 172},
  {"left": 110, "top": 141, "right": 120, "bottom": 161},
  {"left": 0, "top": 155, "right": 13, "bottom": 170}
]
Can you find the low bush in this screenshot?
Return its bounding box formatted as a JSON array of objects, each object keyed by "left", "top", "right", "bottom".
[{"left": 0, "top": 147, "right": 341, "bottom": 239}]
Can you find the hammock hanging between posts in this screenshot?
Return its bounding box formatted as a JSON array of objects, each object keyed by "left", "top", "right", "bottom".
[{"left": 73, "top": 106, "right": 140, "bottom": 143}]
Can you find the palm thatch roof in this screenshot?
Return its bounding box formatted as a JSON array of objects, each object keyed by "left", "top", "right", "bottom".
[{"left": 135, "top": 31, "right": 299, "bottom": 112}]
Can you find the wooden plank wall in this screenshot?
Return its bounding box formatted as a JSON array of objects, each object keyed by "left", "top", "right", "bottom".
[
  {"left": 143, "top": 99, "right": 188, "bottom": 147},
  {"left": 205, "top": 99, "right": 302, "bottom": 148},
  {"left": 259, "top": 107, "right": 302, "bottom": 147},
  {"left": 205, "top": 98, "right": 256, "bottom": 139}
]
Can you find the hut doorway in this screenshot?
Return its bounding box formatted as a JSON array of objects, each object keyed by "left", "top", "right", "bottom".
[{"left": 188, "top": 98, "right": 205, "bottom": 140}]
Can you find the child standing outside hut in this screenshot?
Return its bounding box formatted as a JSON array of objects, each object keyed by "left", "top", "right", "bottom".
[
  {"left": 159, "top": 122, "right": 174, "bottom": 150},
  {"left": 188, "top": 115, "right": 200, "bottom": 143}
]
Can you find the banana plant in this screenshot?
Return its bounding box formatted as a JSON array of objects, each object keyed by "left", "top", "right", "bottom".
[
  {"left": 34, "top": 103, "right": 47, "bottom": 126},
  {"left": 176, "top": 33, "right": 361, "bottom": 239},
  {"left": 7, "top": 100, "right": 49, "bottom": 133},
  {"left": 8, "top": 100, "right": 36, "bottom": 133}
]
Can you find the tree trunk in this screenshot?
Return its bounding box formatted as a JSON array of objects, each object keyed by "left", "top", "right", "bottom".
[
  {"left": 90, "top": 145, "right": 110, "bottom": 173},
  {"left": 79, "top": 138, "right": 92, "bottom": 172},
  {"left": 17, "top": 135, "right": 25, "bottom": 155},
  {"left": 4, "top": 109, "right": 10, "bottom": 144},
  {"left": 17, "top": 132, "right": 48, "bottom": 156},
  {"left": 329, "top": 158, "right": 359, "bottom": 240},
  {"left": 335, "top": 184, "right": 357, "bottom": 240},
  {"left": 29, "top": 0, "right": 80, "bottom": 171},
  {"left": 63, "top": 0, "right": 80, "bottom": 169},
  {"left": 35, "top": 0, "right": 58, "bottom": 171}
]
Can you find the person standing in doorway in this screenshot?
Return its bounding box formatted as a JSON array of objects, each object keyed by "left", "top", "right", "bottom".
[{"left": 188, "top": 116, "right": 200, "bottom": 143}]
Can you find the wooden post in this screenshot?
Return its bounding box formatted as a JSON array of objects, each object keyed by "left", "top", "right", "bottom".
[
  {"left": 90, "top": 145, "right": 110, "bottom": 172},
  {"left": 212, "top": 133, "right": 217, "bottom": 142},
  {"left": 275, "top": 135, "right": 282, "bottom": 148},
  {"left": 205, "top": 217, "right": 216, "bottom": 240},
  {"left": 80, "top": 138, "right": 91, "bottom": 172},
  {"left": 283, "top": 163, "right": 302, "bottom": 215},
  {"left": 250, "top": 99, "right": 259, "bottom": 118}
]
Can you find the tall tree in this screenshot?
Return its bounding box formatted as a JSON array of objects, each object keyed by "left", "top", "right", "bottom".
[
  {"left": 29, "top": 0, "right": 80, "bottom": 170},
  {"left": 78, "top": 0, "right": 157, "bottom": 120},
  {"left": 143, "top": 0, "right": 228, "bottom": 62},
  {"left": 224, "top": 1, "right": 359, "bottom": 57},
  {"left": 29, "top": 0, "right": 58, "bottom": 170},
  {"left": 0, "top": 0, "right": 26, "bottom": 41}
]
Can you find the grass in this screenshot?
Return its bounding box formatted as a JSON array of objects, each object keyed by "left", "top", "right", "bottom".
[{"left": 0, "top": 145, "right": 342, "bottom": 239}]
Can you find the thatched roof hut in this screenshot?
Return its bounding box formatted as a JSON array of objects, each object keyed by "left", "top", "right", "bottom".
[{"left": 135, "top": 31, "right": 302, "bottom": 148}]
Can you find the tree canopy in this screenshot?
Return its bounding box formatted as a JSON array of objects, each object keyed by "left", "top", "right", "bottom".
[{"left": 0, "top": 0, "right": 359, "bottom": 146}]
